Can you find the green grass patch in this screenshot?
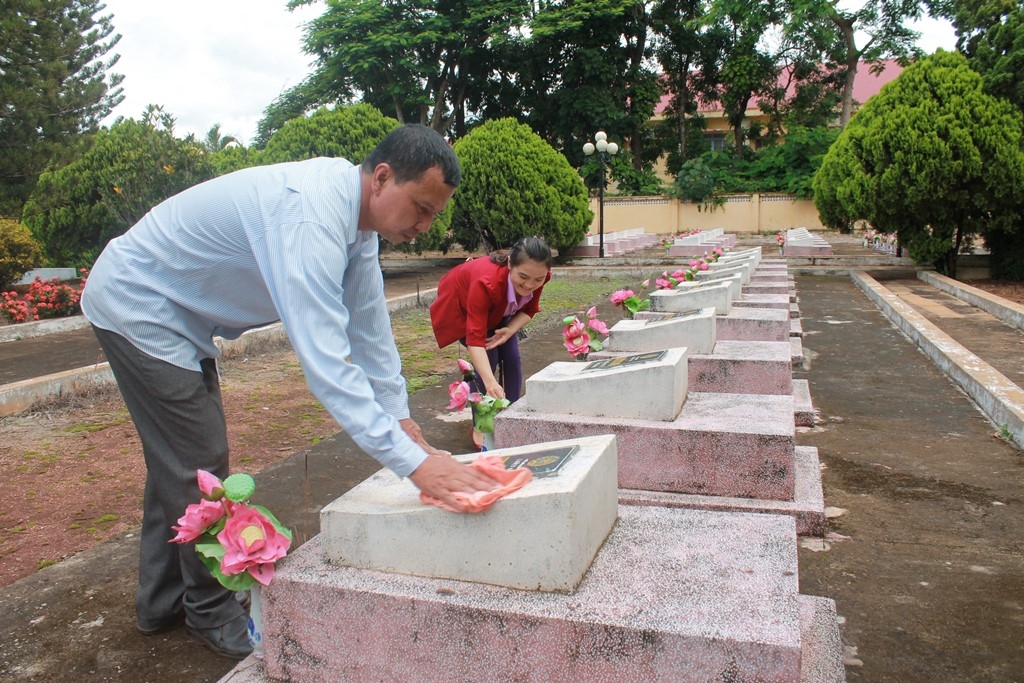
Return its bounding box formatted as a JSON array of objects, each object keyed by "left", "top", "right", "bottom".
[{"left": 64, "top": 415, "right": 131, "bottom": 433}]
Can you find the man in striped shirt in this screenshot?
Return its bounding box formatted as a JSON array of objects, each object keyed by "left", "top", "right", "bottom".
[{"left": 82, "top": 124, "right": 496, "bottom": 659}]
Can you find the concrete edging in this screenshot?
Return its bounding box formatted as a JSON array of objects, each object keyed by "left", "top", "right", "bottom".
[
  {"left": 919, "top": 271, "right": 1024, "bottom": 333},
  {"left": 0, "top": 288, "right": 439, "bottom": 417},
  {"left": 852, "top": 270, "right": 1024, "bottom": 446}
]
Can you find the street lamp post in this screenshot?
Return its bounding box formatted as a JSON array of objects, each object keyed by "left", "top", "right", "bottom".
[{"left": 583, "top": 131, "right": 619, "bottom": 258}]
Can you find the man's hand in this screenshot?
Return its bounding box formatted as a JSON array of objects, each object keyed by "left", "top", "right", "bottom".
[
  {"left": 399, "top": 418, "right": 450, "bottom": 456},
  {"left": 409, "top": 454, "right": 498, "bottom": 512}
]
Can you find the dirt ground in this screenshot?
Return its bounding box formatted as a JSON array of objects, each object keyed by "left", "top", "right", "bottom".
[{"left": 0, "top": 260, "right": 465, "bottom": 589}]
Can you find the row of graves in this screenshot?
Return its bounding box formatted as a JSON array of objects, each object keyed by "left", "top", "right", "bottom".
[
  {"left": 782, "top": 228, "right": 833, "bottom": 257},
  {"left": 566, "top": 228, "right": 664, "bottom": 257},
  {"left": 667, "top": 228, "right": 736, "bottom": 257},
  {"left": 230, "top": 247, "right": 846, "bottom": 682}
]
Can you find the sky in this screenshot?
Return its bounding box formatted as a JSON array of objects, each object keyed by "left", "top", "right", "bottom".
[{"left": 98, "top": 1, "right": 959, "bottom": 146}]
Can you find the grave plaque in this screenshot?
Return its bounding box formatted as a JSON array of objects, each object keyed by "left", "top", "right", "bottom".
[
  {"left": 501, "top": 445, "right": 579, "bottom": 478},
  {"left": 582, "top": 350, "right": 667, "bottom": 372}
]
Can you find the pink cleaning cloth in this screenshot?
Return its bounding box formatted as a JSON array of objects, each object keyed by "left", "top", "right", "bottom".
[{"left": 420, "top": 454, "right": 533, "bottom": 513}]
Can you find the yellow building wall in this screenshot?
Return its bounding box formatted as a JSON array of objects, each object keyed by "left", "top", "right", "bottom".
[{"left": 587, "top": 194, "right": 825, "bottom": 236}]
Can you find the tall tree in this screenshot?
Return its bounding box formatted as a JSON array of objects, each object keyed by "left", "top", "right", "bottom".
[
  {"left": 0, "top": 0, "right": 124, "bottom": 216},
  {"left": 812, "top": 51, "right": 1024, "bottom": 277},
  {"left": 285, "top": 0, "right": 526, "bottom": 136},
  {"left": 525, "top": 0, "right": 661, "bottom": 168},
  {"left": 650, "top": 0, "right": 715, "bottom": 165},
  {"left": 785, "top": 0, "right": 927, "bottom": 127},
  {"left": 948, "top": 0, "right": 1024, "bottom": 109},
  {"left": 702, "top": 0, "right": 784, "bottom": 151}
]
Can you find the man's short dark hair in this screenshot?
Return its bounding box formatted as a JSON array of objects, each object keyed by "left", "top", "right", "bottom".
[{"left": 362, "top": 124, "right": 461, "bottom": 187}]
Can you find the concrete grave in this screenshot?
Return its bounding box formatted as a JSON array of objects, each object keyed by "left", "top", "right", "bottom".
[
  {"left": 256, "top": 505, "right": 844, "bottom": 683},
  {"left": 677, "top": 271, "right": 743, "bottom": 301},
  {"left": 717, "top": 307, "right": 791, "bottom": 343},
  {"left": 524, "top": 348, "right": 688, "bottom": 421},
  {"left": 688, "top": 340, "right": 793, "bottom": 395},
  {"left": 650, "top": 280, "right": 732, "bottom": 315},
  {"left": 733, "top": 293, "right": 792, "bottom": 311},
  {"left": 783, "top": 228, "right": 832, "bottom": 256},
  {"left": 320, "top": 435, "right": 618, "bottom": 591},
  {"left": 496, "top": 391, "right": 797, "bottom": 501},
  {"left": 695, "top": 262, "right": 751, "bottom": 286},
  {"left": 605, "top": 307, "right": 716, "bottom": 355}
]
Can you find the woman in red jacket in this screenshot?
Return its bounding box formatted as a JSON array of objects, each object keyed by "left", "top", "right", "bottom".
[{"left": 430, "top": 236, "right": 552, "bottom": 403}]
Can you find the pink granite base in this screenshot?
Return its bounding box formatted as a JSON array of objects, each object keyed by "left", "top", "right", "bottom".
[
  {"left": 744, "top": 282, "right": 793, "bottom": 296},
  {"left": 689, "top": 340, "right": 793, "bottom": 395},
  {"left": 783, "top": 245, "right": 833, "bottom": 256},
  {"left": 716, "top": 308, "right": 791, "bottom": 342},
  {"left": 257, "top": 506, "right": 805, "bottom": 683},
  {"left": 494, "top": 392, "right": 796, "bottom": 500},
  {"left": 749, "top": 272, "right": 793, "bottom": 283},
  {"left": 619, "top": 446, "right": 826, "bottom": 535},
  {"left": 793, "top": 380, "right": 817, "bottom": 427},
  {"left": 798, "top": 596, "right": 846, "bottom": 682},
  {"left": 733, "top": 294, "right": 792, "bottom": 310},
  {"left": 791, "top": 337, "right": 805, "bottom": 367}
]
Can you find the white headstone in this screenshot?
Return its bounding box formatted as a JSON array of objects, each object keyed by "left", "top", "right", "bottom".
[
  {"left": 524, "top": 348, "right": 688, "bottom": 421},
  {"left": 320, "top": 435, "right": 619, "bottom": 592},
  {"left": 651, "top": 280, "right": 732, "bottom": 315},
  {"left": 606, "top": 308, "right": 716, "bottom": 354}
]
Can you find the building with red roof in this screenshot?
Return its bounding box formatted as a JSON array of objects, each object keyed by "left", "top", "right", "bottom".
[{"left": 652, "top": 59, "right": 904, "bottom": 152}]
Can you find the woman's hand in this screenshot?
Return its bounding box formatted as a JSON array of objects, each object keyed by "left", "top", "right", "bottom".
[
  {"left": 484, "top": 382, "right": 506, "bottom": 400},
  {"left": 485, "top": 326, "right": 514, "bottom": 350}
]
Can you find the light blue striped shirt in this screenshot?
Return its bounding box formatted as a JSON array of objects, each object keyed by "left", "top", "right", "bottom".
[{"left": 82, "top": 157, "right": 427, "bottom": 477}]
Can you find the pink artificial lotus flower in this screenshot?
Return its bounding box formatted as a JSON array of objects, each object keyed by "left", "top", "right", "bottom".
[
  {"left": 587, "top": 317, "right": 609, "bottom": 336},
  {"left": 671, "top": 269, "right": 686, "bottom": 280},
  {"left": 563, "top": 319, "right": 591, "bottom": 356},
  {"left": 641, "top": 278, "right": 650, "bottom": 289},
  {"left": 217, "top": 504, "right": 291, "bottom": 586},
  {"left": 610, "top": 289, "right": 634, "bottom": 306},
  {"left": 698, "top": 261, "right": 709, "bottom": 271},
  {"left": 656, "top": 277, "right": 673, "bottom": 290},
  {"left": 457, "top": 358, "right": 474, "bottom": 377},
  {"left": 689, "top": 260, "right": 700, "bottom": 268},
  {"left": 448, "top": 380, "right": 471, "bottom": 410},
  {"left": 197, "top": 470, "right": 224, "bottom": 500},
  {"left": 170, "top": 498, "right": 229, "bottom": 544}
]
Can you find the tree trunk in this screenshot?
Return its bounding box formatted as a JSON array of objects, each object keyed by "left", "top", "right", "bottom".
[{"left": 831, "top": 14, "right": 862, "bottom": 128}]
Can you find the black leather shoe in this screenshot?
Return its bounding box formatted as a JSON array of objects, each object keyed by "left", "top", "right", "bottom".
[
  {"left": 185, "top": 613, "right": 253, "bottom": 660},
  {"left": 136, "top": 610, "right": 186, "bottom": 635}
]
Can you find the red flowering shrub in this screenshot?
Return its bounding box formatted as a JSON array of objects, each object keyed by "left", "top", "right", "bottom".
[{"left": 0, "top": 269, "right": 88, "bottom": 324}]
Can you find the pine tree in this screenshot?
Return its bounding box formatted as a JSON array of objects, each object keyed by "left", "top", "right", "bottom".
[{"left": 0, "top": 0, "right": 124, "bottom": 215}]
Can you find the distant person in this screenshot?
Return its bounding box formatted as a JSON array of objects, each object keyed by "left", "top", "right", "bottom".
[
  {"left": 430, "top": 236, "right": 552, "bottom": 403},
  {"left": 81, "top": 125, "right": 497, "bottom": 660}
]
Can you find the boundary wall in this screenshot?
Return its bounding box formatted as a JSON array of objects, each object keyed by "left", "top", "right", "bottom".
[{"left": 587, "top": 194, "right": 825, "bottom": 236}]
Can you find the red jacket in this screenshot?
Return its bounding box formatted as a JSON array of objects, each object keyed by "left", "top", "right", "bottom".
[{"left": 430, "top": 256, "right": 549, "bottom": 348}]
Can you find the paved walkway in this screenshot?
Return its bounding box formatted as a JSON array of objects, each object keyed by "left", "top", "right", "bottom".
[{"left": 1, "top": 244, "right": 1023, "bottom": 681}]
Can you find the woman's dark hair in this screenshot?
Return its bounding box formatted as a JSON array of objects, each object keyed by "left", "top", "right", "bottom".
[
  {"left": 362, "top": 124, "right": 461, "bottom": 186},
  {"left": 490, "top": 236, "right": 552, "bottom": 268}
]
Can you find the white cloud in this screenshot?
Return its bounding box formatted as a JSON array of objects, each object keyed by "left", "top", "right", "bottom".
[{"left": 100, "top": 0, "right": 323, "bottom": 145}]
